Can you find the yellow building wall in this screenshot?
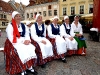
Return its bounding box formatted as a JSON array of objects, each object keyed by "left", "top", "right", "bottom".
[
  {"left": 7, "top": 14, "right": 12, "bottom": 22},
  {"left": 59, "top": 0, "right": 93, "bottom": 20},
  {"left": 25, "top": 2, "right": 59, "bottom": 21},
  {"left": 0, "top": 13, "right": 12, "bottom": 31}
]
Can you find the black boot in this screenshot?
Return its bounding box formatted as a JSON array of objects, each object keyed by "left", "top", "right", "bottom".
[
  {"left": 41, "top": 64, "right": 46, "bottom": 68},
  {"left": 21, "top": 71, "right": 28, "bottom": 75},
  {"left": 62, "top": 58, "right": 67, "bottom": 63},
  {"left": 26, "top": 69, "right": 38, "bottom": 75},
  {"left": 32, "top": 70, "right": 38, "bottom": 75}
]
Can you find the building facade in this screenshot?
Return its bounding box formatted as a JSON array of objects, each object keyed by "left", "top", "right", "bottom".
[
  {"left": 8, "top": 0, "right": 25, "bottom": 20},
  {"left": 0, "top": 0, "right": 14, "bottom": 31},
  {"left": 59, "top": 0, "right": 93, "bottom": 20},
  {"left": 24, "top": 0, "right": 59, "bottom": 21},
  {"left": 0, "top": 0, "right": 25, "bottom": 31}
]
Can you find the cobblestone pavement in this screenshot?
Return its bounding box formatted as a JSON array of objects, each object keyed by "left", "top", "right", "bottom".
[{"left": 0, "top": 32, "right": 100, "bottom": 75}]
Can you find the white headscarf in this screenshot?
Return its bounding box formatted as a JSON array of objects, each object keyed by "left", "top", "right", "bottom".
[
  {"left": 74, "top": 15, "right": 79, "bottom": 19},
  {"left": 35, "top": 14, "right": 41, "bottom": 21},
  {"left": 52, "top": 16, "right": 59, "bottom": 21},
  {"left": 12, "top": 11, "right": 20, "bottom": 19},
  {"left": 26, "top": 21, "right": 31, "bottom": 26},
  {"left": 64, "top": 16, "right": 69, "bottom": 20}
]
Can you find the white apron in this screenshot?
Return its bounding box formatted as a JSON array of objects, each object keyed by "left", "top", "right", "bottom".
[
  {"left": 6, "top": 23, "right": 37, "bottom": 64},
  {"left": 37, "top": 37, "right": 53, "bottom": 59},
  {"left": 30, "top": 23, "right": 53, "bottom": 59},
  {"left": 65, "top": 38, "right": 78, "bottom": 50},
  {"left": 55, "top": 35, "right": 67, "bottom": 54},
  {"left": 13, "top": 37, "right": 37, "bottom": 64}
]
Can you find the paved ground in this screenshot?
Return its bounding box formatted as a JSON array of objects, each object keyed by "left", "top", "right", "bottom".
[{"left": 0, "top": 32, "right": 100, "bottom": 75}]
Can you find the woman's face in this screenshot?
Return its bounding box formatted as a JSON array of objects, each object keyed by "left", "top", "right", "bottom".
[
  {"left": 74, "top": 17, "right": 79, "bottom": 22},
  {"left": 65, "top": 18, "right": 69, "bottom": 24},
  {"left": 37, "top": 16, "right": 42, "bottom": 23},
  {"left": 14, "top": 14, "right": 21, "bottom": 23},
  {"left": 27, "top": 23, "right": 32, "bottom": 27},
  {"left": 53, "top": 18, "right": 58, "bottom": 24}
]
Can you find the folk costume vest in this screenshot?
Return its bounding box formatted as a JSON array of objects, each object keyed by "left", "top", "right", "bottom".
[
  {"left": 11, "top": 23, "right": 25, "bottom": 37},
  {"left": 51, "top": 24, "right": 60, "bottom": 35},
  {"left": 34, "top": 22, "right": 45, "bottom": 37},
  {"left": 63, "top": 23, "right": 71, "bottom": 35}
]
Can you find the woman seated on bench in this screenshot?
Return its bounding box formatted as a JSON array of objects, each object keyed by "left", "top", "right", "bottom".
[
  {"left": 60, "top": 16, "right": 78, "bottom": 55},
  {"left": 5, "top": 11, "right": 37, "bottom": 75},
  {"left": 30, "top": 14, "right": 54, "bottom": 68},
  {"left": 47, "top": 16, "right": 67, "bottom": 63},
  {"left": 71, "top": 16, "right": 87, "bottom": 55}
]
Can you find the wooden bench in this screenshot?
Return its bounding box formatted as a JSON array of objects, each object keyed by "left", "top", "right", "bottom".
[{"left": 0, "top": 47, "right": 5, "bottom": 65}]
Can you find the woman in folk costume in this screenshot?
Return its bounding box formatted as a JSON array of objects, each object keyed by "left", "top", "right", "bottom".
[
  {"left": 5, "top": 11, "right": 37, "bottom": 75},
  {"left": 26, "top": 21, "right": 32, "bottom": 29},
  {"left": 71, "top": 16, "right": 87, "bottom": 55},
  {"left": 30, "top": 14, "right": 53, "bottom": 68},
  {"left": 25, "top": 21, "right": 32, "bottom": 36},
  {"left": 47, "top": 16, "right": 67, "bottom": 63},
  {"left": 60, "top": 16, "right": 78, "bottom": 55}
]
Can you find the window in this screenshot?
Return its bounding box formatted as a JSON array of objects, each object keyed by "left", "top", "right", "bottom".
[
  {"left": 48, "top": 5, "right": 51, "bottom": 9},
  {"left": 0, "top": 14, "right": 2, "bottom": 19},
  {"left": 22, "top": 14, "right": 24, "bottom": 19},
  {"left": 0, "top": 7, "right": 2, "bottom": 10},
  {"left": 43, "top": 11, "right": 46, "bottom": 17},
  {"left": 54, "top": 10, "right": 57, "bottom": 16},
  {"left": 80, "top": 5, "right": 84, "bottom": 14},
  {"left": 63, "top": 7, "right": 67, "bottom": 15},
  {"left": 48, "top": 10, "right": 52, "bottom": 16},
  {"left": 4, "top": 15, "right": 7, "bottom": 19},
  {"left": 39, "top": 12, "right": 42, "bottom": 15},
  {"left": 89, "top": 4, "right": 93, "bottom": 13},
  {"left": 30, "top": 13, "right": 33, "bottom": 18},
  {"left": 2, "top": 22, "right": 6, "bottom": 26},
  {"left": 0, "top": 14, "right": 3, "bottom": 18},
  {"left": 34, "top": 12, "right": 37, "bottom": 18},
  {"left": 27, "top": 13, "right": 29, "bottom": 18},
  {"left": 71, "top": 7, "right": 75, "bottom": 15},
  {"left": 63, "top": 0, "right": 66, "bottom": 1}
]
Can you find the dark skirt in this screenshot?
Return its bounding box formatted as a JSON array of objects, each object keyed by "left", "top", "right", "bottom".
[
  {"left": 4, "top": 39, "right": 37, "bottom": 74},
  {"left": 31, "top": 39, "right": 54, "bottom": 65}
]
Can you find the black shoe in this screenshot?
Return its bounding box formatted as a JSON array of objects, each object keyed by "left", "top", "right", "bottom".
[
  {"left": 62, "top": 58, "right": 67, "bottom": 63},
  {"left": 20, "top": 72, "right": 28, "bottom": 75},
  {"left": 41, "top": 64, "right": 46, "bottom": 68},
  {"left": 25, "top": 73, "right": 28, "bottom": 75},
  {"left": 31, "top": 70, "right": 38, "bottom": 75},
  {"left": 26, "top": 70, "right": 38, "bottom": 75}
]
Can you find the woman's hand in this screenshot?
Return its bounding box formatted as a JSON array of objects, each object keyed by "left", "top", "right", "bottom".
[
  {"left": 41, "top": 40, "right": 46, "bottom": 45},
  {"left": 23, "top": 40, "right": 30, "bottom": 45},
  {"left": 69, "top": 37, "right": 74, "bottom": 41},
  {"left": 75, "top": 34, "right": 82, "bottom": 37}
]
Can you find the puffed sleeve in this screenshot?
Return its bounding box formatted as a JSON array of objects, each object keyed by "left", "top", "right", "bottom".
[
  {"left": 6, "top": 23, "right": 14, "bottom": 43},
  {"left": 60, "top": 24, "right": 71, "bottom": 38},
  {"left": 30, "top": 24, "right": 42, "bottom": 43},
  {"left": 70, "top": 24, "right": 76, "bottom": 37},
  {"left": 79, "top": 24, "right": 83, "bottom": 35},
  {"left": 47, "top": 25, "right": 56, "bottom": 38},
  {"left": 43, "top": 24, "right": 46, "bottom": 37},
  {"left": 24, "top": 25, "right": 31, "bottom": 41}
]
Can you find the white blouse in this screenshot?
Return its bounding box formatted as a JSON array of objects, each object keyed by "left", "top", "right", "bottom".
[
  {"left": 71, "top": 21, "right": 83, "bottom": 37},
  {"left": 60, "top": 23, "right": 71, "bottom": 38},
  {"left": 47, "top": 24, "right": 59, "bottom": 38},
  {"left": 30, "top": 23, "right": 46, "bottom": 43},
  {"left": 6, "top": 22, "right": 30, "bottom": 44}
]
